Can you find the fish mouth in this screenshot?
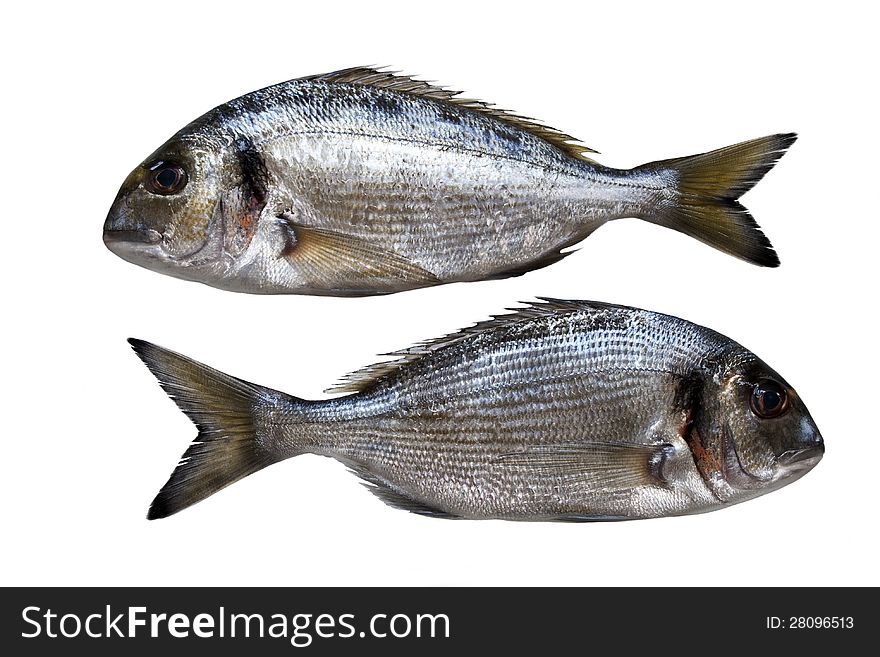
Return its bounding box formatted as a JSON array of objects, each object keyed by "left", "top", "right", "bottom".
[
  {"left": 778, "top": 443, "right": 824, "bottom": 470},
  {"left": 103, "top": 227, "right": 166, "bottom": 266},
  {"left": 103, "top": 228, "right": 162, "bottom": 245}
]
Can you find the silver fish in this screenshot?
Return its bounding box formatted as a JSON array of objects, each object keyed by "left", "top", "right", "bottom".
[
  {"left": 130, "top": 299, "right": 823, "bottom": 520},
  {"left": 105, "top": 68, "right": 796, "bottom": 296}
]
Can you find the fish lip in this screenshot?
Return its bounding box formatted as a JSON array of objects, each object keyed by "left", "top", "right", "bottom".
[
  {"left": 778, "top": 444, "right": 825, "bottom": 467},
  {"left": 103, "top": 230, "right": 167, "bottom": 267},
  {"left": 103, "top": 228, "right": 162, "bottom": 245}
]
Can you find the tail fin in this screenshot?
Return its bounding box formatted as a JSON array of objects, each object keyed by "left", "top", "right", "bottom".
[
  {"left": 129, "top": 338, "right": 289, "bottom": 519},
  {"left": 640, "top": 133, "right": 797, "bottom": 267}
]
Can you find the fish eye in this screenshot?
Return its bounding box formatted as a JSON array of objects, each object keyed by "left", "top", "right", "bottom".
[
  {"left": 750, "top": 379, "right": 789, "bottom": 419},
  {"left": 146, "top": 161, "right": 187, "bottom": 195}
]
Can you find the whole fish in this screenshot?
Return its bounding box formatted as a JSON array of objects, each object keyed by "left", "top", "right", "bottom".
[
  {"left": 104, "top": 68, "right": 796, "bottom": 296},
  {"left": 130, "top": 299, "right": 823, "bottom": 520}
]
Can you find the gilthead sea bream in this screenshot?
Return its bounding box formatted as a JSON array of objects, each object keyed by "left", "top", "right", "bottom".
[
  {"left": 105, "top": 68, "right": 796, "bottom": 296},
  {"left": 130, "top": 299, "right": 823, "bottom": 520}
]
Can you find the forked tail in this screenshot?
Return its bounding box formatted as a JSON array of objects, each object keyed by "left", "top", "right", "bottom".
[
  {"left": 129, "top": 339, "right": 294, "bottom": 519},
  {"left": 637, "top": 133, "right": 797, "bottom": 267}
]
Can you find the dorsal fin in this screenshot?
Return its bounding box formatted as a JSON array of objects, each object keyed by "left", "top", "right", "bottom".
[
  {"left": 325, "top": 299, "right": 626, "bottom": 395},
  {"left": 305, "top": 67, "right": 598, "bottom": 162}
]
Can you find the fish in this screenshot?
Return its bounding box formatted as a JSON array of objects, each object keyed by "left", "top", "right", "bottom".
[
  {"left": 129, "top": 299, "right": 824, "bottom": 521},
  {"left": 104, "top": 67, "right": 797, "bottom": 296}
]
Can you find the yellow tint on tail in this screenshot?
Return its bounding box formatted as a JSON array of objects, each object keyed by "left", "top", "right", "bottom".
[
  {"left": 128, "top": 339, "right": 288, "bottom": 519},
  {"left": 641, "top": 133, "right": 797, "bottom": 267}
]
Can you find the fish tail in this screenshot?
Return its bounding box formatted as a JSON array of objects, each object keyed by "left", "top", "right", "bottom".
[
  {"left": 638, "top": 133, "right": 797, "bottom": 267},
  {"left": 129, "top": 339, "right": 298, "bottom": 520}
]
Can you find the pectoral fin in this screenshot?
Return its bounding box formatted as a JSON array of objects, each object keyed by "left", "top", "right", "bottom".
[
  {"left": 495, "top": 442, "right": 671, "bottom": 490},
  {"left": 279, "top": 217, "right": 439, "bottom": 294}
]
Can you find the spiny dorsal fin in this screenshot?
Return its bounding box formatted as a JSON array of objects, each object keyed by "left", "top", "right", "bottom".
[
  {"left": 326, "top": 361, "right": 410, "bottom": 396},
  {"left": 305, "top": 67, "right": 598, "bottom": 162},
  {"left": 324, "top": 299, "right": 628, "bottom": 395}
]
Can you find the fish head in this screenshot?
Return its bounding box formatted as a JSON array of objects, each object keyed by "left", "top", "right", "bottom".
[
  {"left": 103, "top": 132, "right": 234, "bottom": 282},
  {"left": 694, "top": 351, "right": 824, "bottom": 498},
  {"left": 681, "top": 346, "right": 825, "bottom": 502}
]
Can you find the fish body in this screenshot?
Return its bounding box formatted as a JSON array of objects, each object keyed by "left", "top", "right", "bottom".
[
  {"left": 131, "top": 299, "right": 824, "bottom": 520},
  {"left": 105, "top": 68, "right": 796, "bottom": 296}
]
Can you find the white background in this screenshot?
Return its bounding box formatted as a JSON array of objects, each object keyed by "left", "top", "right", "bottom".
[{"left": 2, "top": 1, "right": 877, "bottom": 586}]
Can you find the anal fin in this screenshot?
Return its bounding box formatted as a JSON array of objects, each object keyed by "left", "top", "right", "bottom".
[
  {"left": 482, "top": 248, "right": 577, "bottom": 281},
  {"left": 347, "top": 464, "right": 459, "bottom": 519},
  {"left": 552, "top": 514, "right": 632, "bottom": 523},
  {"left": 481, "top": 229, "right": 592, "bottom": 282}
]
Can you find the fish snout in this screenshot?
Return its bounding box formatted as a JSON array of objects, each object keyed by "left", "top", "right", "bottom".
[
  {"left": 103, "top": 206, "right": 162, "bottom": 248},
  {"left": 777, "top": 429, "right": 824, "bottom": 472},
  {"left": 103, "top": 206, "right": 167, "bottom": 271}
]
